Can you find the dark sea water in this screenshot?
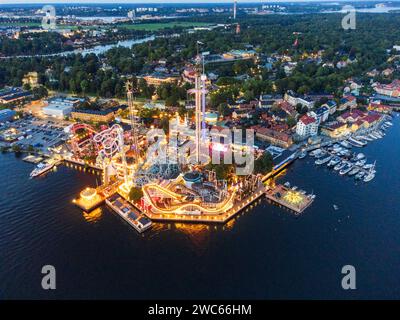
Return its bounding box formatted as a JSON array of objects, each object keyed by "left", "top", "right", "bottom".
[{"left": 1, "top": 115, "right": 400, "bottom": 300}]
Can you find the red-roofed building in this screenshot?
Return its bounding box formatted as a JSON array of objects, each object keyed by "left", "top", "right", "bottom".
[
  {"left": 337, "top": 109, "right": 366, "bottom": 123},
  {"left": 254, "top": 126, "right": 293, "bottom": 148},
  {"left": 338, "top": 95, "right": 357, "bottom": 111},
  {"left": 296, "top": 115, "right": 318, "bottom": 137},
  {"left": 363, "top": 113, "right": 381, "bottom": 126},
  {"left": 374, "top": 79, "right": 400, "bottom": 97},
  {"left": 368, "top": 102, "right": 392, "bottom": 114},
  {"left": 278, "top": 101, "right": 297, "bottom": 117}
]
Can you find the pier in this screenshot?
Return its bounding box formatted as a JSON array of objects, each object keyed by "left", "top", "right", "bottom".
[
  {"left": 264, "top": 184, "right": 315, "bottom": 214},
  {"left": 106, "top": 194, "right": 152, "bottom": 233}
]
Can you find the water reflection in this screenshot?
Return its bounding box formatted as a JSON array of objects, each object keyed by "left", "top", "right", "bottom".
[{"left": 83, "top": 207, "right": 103, "bottom": 223}]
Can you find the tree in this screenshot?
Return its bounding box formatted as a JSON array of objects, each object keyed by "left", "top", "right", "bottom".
[
  {"left": 12, "top": 144, "right": 21, "bottom": 154},
  {"left": 254, "top": 152, "right": 273, "bottom": 175},
  {"left": 129, "top": 186, "right": 143, "bottom": 202},
  {"left": 32, "top": 86, "right": 48, "bottom": 99},
  {"left": 286, "top": 116, "right": 297, "bottom": 128}
]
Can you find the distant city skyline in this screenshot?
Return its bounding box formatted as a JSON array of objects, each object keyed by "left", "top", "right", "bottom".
[{"left": 1, "top": 0, "right": 394, "bottom": 4}]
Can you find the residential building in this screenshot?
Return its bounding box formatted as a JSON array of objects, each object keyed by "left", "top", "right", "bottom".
[
  {"left": 296, "top": 114, "right": 318, "bottom": 137},
  {"left": 284, "top": 90, "right": 315, "bottom": 109},
  {"left": 374, "top": 80, "right": 400, "bottom": 97},
  {"left": 254, "top": 126, "right": 293, "bottom": 148},
  {"left": 321, "top": 122, "right": 349, "bottom": 138},
  {"left": 338, "top": 95, "right": 357, "bottom": 111},
  {"left": 368, "top": 102, "right": 392, "bottom": 114},
  {"left": 337, "top": 109, "right": 366, "bottom": 123},
  {"left": 312, "top": 106, "right": 329, "bottom": 124},
  {"left": 322, "top": 100, "right": 337, "bottom": 115}
]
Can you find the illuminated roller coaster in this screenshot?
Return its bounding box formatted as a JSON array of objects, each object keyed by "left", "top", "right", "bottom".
[
  {"left": 69, "top": 123, "right": 100, "bottom": 157},
  {"left": 142, "top": 182, "right": 236, "bottom": 216},
  {"left": 93, "top": 124, "right": 131, "bottom": 190}
]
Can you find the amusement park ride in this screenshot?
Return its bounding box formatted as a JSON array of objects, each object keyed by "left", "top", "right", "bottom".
[{"left": 71, "top": 53, "right": 265, "bottom": 229}]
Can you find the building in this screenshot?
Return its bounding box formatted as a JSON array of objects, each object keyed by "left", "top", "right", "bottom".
[
  {"left": 143, "top": 102, "right": 166, "bottom": 110},
  {"left": 43, "top": 97, "right": 83, "bottom": 118},
  {"left": 311, "top": 106, "right": 329, "bottom": 124},
  {"left": 321, "top": 100, "right": 337, "bottom": 115},
  {"left": 232, "top": 108, "right": 252, "bottom": 119},
  {"left": 321, "top": 122, "right": 349, "bottom": 138},
  {"left": 277, "top": 100, "right": 297, "bottom": 117},
  {"left": 254, "top": 126, "right": 293, "bottom": 148},
  {"left": 222, "top": 50, "right": 256, "bottom": 60},
  {"left": 142, "top": 73, "right": 179, "bottom": 87},
  {"left": 337, "top": 109, "right": 366, "bottom": 123},
  {"left": 368, "top": 102, "right": 392, "bottom": 114},
  {"left": 71, "top": 105, "right": 126, "bottom": 123},
  {"left": 0, "top": 109, "right": 16, "bottom": 122},
  {"left": 373, "top": 80, "right": 400, "bottom": 97},
  {"left": 296, "top": 114, "right": 318, "bottom": 137},
  {"left": 22, "top": 72, "right": 39, "bottom": 88},
  {"left": 338, "top": 95, "right": 357, "bottom": 111},
  {"left": 0, "top": 87, "right": 32, "bottom": 105},
  {"left": 284, "top": 90, "right": 315, "bottom": 109}
]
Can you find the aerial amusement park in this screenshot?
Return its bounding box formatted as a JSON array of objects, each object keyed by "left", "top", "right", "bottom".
[{"left": 65, "top": 54, "right": 309, "bottom": 234}]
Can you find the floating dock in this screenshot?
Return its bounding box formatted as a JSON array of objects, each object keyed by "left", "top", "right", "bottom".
[
  {"left": 106, "top": 194, "right": 152, "bottom": 233},
  {"left": 265, "top": 184, "right": 315, "bottom": 214},
  {"left": 73, "top": 187, "right": 105, "bottom": 211},
  {"left": 23, "top": 155, "right": 44, "bottom": 164}
]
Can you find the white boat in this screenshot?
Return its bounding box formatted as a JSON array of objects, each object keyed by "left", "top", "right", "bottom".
[
  {"left": 310, "top": 149, "right": 322, "bottom": 157},
  {"left": 374, "top": 131, "right": 383, "bottom": 139},
  {"left": 334, "top": 161, "right": 347, "bottom": 171},
  {"left": 314, "top": 150, "right": 327, "bottom": 158},
  {"left": 348, "top": 167, "right": 360, "bottom": 176},
  {"left": 363, "top": 162, "right": 376, "bottom": 182},
  {"left": 315, "top": 155, "right": 333, "bottom": 165},
  {"left": 298, "top": 151, "right": 307, "bottom": 159},
  {"left": 369, "top": 133, "right": 379, "bottom": 140},
  {"left": 363, "top": 163, "right": 374, "bottom": 170},
  {"left": 30, "top": 162, "right": 55, "bottom": 178},
  {"left": 385, "top": 121, "right": 393, "bottom": 126},
  {"left": 354, "top": 153, "right": 365, "bottom": 161},
  {"left": 327, "top": 156, "right": 341, "bottom": 168},
  {"left": 340, "top": 140, "right": 352, "bottom": 148},
  {"left": 355, "top": 171, "right": 365, "bottom": 180},
  {"left": 348, "top": 137, "right": 365, "bottom": 147},
  {"left": 360, "top": 135, "right": 373, "bottom": 142},
  {"left": 339, "top": 163, "right": 353, "bottom": 175},
  {"left": 364, "top": 171, "right": 375, "bottom": 182},
  {"left": 355, "top": 159, "right": 367, "bottom": 167}
]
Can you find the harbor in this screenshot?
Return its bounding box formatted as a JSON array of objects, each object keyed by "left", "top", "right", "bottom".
[{"left": 2, "top": 112, "right": 399, "bottom": 299}]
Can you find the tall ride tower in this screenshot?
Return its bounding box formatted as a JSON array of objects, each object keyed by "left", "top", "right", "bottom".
[
  {"left": 233, "top": 0, "right": 237, "bottom": 20},
  {"left": 126, "top": 80, "right": 139, "bottom": 159},
  {"left": 189, "top": 48, "right": 207, "bottom": 164}
]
